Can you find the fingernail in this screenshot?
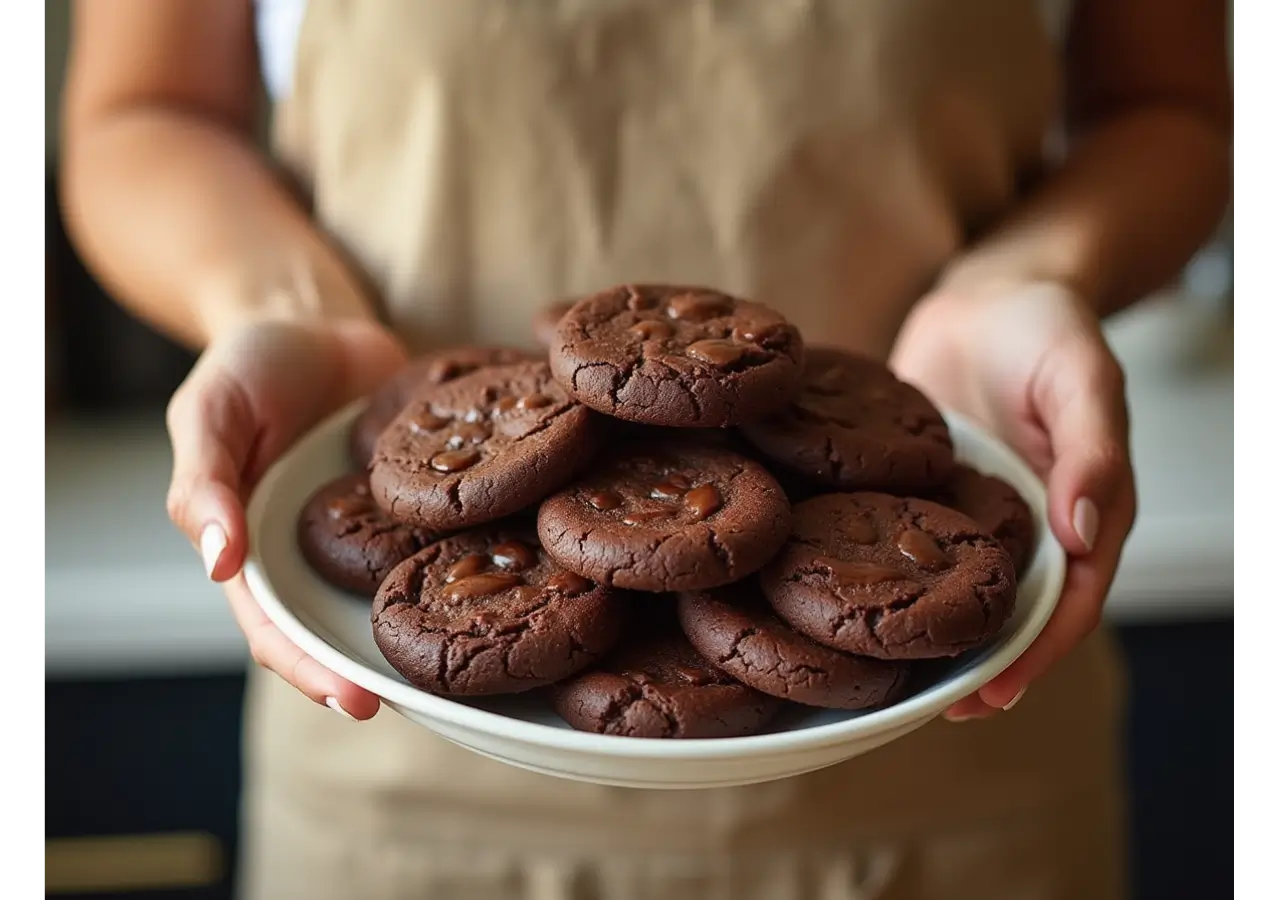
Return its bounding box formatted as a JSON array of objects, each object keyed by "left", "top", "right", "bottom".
[
  {"left": 945, "top": 712, "right": 978, "bottom": 723},
  {"left": 200, "top": 523, "right": 228, "bottom": 579},
  {"left": 1073, "top": 498, "right": 1100, "bottom": 552},
  {"left": 326, "top": 696, "right": 357, "bottom": 721},
  {"left": 1002, "top": 687, "right": 1028, "bottom": 711}
]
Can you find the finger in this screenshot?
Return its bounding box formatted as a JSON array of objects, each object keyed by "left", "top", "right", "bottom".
[
  {"left": 1033, "top": 343, "right": 1132, "bottom": 557},
  {"left": 979, "top": 480, "right": 1135, "bottom": 707},
  {"left": 225, "top": 577, "right": 381, "bottom": 720},
  {"left": 943, "top": 694, "right": 1000, "bottom": 722},
  {"left": 165, "top": 371, "right": 257, "bottom": 581}
]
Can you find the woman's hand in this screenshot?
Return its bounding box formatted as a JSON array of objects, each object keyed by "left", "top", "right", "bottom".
[
  {"left": 165, "top": 317, "right": 409, "bottom": 720},
  {"left": 890, "top": 280, "right": 1137, "bottom": 721}
]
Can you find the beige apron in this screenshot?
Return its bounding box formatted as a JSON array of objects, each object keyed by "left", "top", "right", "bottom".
[{"left": 241, "top": 2, "right": 1127, "bottom": 897}]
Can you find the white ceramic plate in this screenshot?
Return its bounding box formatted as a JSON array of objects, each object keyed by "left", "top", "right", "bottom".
[{"left": 245, "top": 404, "right": 1064, "bottom": 790}]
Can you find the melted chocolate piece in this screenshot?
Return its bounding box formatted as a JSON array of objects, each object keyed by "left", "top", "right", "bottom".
[
  {"left": 491, "top": 540, "right": 538, "bottom": 572},
  {"left": 441, "top": 572, "right": 524, "bottom": 603},
  {"left": 686, "top": 339, "right": 746, "bottom": 367},
  {"left": 896, "top": 528, "right": 950, "bottom": 571},
  {"left": 430, "top": 449, "right": 480, "bottom": 473}
]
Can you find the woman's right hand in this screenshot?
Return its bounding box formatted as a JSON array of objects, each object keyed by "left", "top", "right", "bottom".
[{"left": 165, "top": 316, "right": 409, "bottom": 720}]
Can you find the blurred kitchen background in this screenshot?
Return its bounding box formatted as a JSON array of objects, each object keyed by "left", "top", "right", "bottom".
[{"left": 44, "top": 2, "right": 1234, "bottom": 899}]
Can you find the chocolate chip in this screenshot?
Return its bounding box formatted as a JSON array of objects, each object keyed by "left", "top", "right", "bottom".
[
  {"left": 732, "top": 322, "right": 781, "bottom": 344},
  {"left": 517, "top": 393, "right": 552, "bottom": 410},
  {"left": 630, "top": 320, "right": 674, "bottom": 340},
  {"left": 493, "top": 396, "right": 519, "bottom": 414},
  {"left": 445, "top": 554, "right": 488, "bottom": 583},
  {"left": 667, "top": 292, "right": 731, "bottom": 322},
  {"left": 587, "top": 490, "right": 623, "bottom": 511},
  {"left": 814, "top": 557, "right": 907, "bottom": 585},
  {"left": 440, "top": 572, "right": 523, "bottom": 602},
  {"left": 430, "top": 449, "right": 480, "bottom": 473},
  {"left": 650, "top": 479, "right": 690, "bottom": 500},
  {"left": 409, "top": 410, "right": 452, "bottom": 433},
  {"left": 896, "top": 529, "right": 950, "bottom": 571},
  {"left": 546, "top": 571, "right": 591, "bottom": 596},
  {"left": 672, "top": 664, "right": 717, "bottom": 686},
  {"left": 684, "top": 484, "right": 722, "bottom": 520},
  {"left": 445, "top": 422, "right": 490, "bottom": 448},
  {"left": 491, "top": 540, "right": 537, "bottom": 572},
  {"left": 326, "top": 495, "right": 371, "bottom": 518},
  {"left": 622, "top": 507, "right": 676, "bottom": 525},
  {"left": 686, "top": 339, "right": 746, "bottom": 367}
]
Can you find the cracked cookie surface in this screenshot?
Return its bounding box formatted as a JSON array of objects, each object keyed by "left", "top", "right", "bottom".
[
  {"left": 677, "top": 580, "right": 910, "bottom": 709},
  {"left": 759, "top": 493, "right": 1016, "bottom": 659},
  {"left": 370, "top": 361, "right": 602, "bottom": 531},
  {"left": 372, "top": 525, "right": 629, "bottom": 695},
  {"left": 929, "top": 464, "right": 1036, "bottom": 576},
  {"left": 349, "top": 346, "right": 536, "bottom": 468},
  {"left": 537, "top": 441, "right": 791, "bottom": 592},
  {"left": 548, "top": 285, "right": 804, "bottom": 427},
  {"left": 738, "top": 347, "right": 954, "bottom": 493},
  {"left": 550, "top": 623, "right": 782, "bottom": 738},
  {"left": 297, "top": 473, "right": 440, "bottom": 597}
]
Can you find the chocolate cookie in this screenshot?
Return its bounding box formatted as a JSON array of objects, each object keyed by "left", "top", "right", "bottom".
[
  {"left": 678, "top": 581, "right": 910, "bottom": 710},
  {"left": 549, "top": 285, "right": 805, "bottom": 428},
  {"left": 372, "top": 526, "right": 628, "bottom": 695},
  {"left": 349, "top": 346, "right": 534, "bottom": 468},
  {"left": 537, "top": 441, "right": 791, "bottom": 592},
  {"left": 533, "top": 300, "right": 576, "bottom": 350},
  {"left": 932, "top": 465, "right": 1036, "bottom": 575},
  {"left": 759, "top": 493, "right": 1016, "bottom": 659},
  {"left": 370, "top": 361, "right": 603, "bottom": 530},
  {"left": 296, "top": 473, "right": 438, "bottom": 597},
  {"left": 551, "top": 627, "right": 783, "bottom": 738},
  {"left": 738, "top": 348, "right": 955, "bottom": 494}
]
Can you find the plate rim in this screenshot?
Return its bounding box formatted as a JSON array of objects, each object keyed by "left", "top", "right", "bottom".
[{"left": 244, "top": 403, "right": 1064, "bottom": 761}]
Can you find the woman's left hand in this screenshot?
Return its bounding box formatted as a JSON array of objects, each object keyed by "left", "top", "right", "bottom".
[{"left": 890, "top": 279, "right": 1137, "bottom": 720}]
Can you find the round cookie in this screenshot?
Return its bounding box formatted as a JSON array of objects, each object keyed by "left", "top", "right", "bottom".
[
  {"left": 533, "top": 300, "right": 576, "bottom": 350},
  {"left": 372, "top": 526, "right": 628, "bottom": 695},
  {"left": 349, "top": 346, "right": 534, "bottom": 468},
  {"left": 551, "top": 628, "right": 783, "bottom": 739},
  {"left": 738, "top": 347, "right": 955, "bottom": 494},
  {"left": 759, "top": 493, "right": 1016, "bottom": 660},
  {"left": 370, "top": 361, "right": 603, "bottom": 530},
  {"left": 549, "top": 284, "right": 805, "bottom": 428},
  {"left": 537, "top": 441, "right": 791, "bottom": 592},
  {"left": 296, "top": 473, "right": 438, "bottom": 597},
  {"left": 932, "top": 464, "right": 1036, "bottom": 575},
  {"left": 678, "top": 581, "right": 910, "bottom": 710}
]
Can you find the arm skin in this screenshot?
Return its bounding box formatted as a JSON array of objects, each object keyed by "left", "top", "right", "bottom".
[
  {"left": 59, "top": 0, "right": 377, "bottom": 350},
  {"left": 939, "top": 0, "right": 1232, "bottom": 315}
]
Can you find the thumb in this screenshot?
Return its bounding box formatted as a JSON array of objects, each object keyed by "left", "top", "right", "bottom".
[
  {"left": 165, "top": 367, "right": 257, "bottom": 581},
  {"left": 327, "top": 318, "right": 412, "bottom": 405},
  {"left": 1033, "top": 340, "right": 1132, "bottom": 557}
]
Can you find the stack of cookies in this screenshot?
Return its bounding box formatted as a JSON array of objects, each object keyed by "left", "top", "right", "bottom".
[{"left": 296, "top": 285, "right": 1034, "bottom": 739}]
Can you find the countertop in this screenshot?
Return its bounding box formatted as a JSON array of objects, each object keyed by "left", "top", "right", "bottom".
[{"left": 45, "top": 294, "right": 1234, "bottom": 678}]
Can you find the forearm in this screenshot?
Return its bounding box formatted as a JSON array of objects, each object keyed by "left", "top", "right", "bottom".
[
  {"left": 61, "top": 108, "right": 376, "bottom": 349},
  {"left": 941, "top": 106, "right": 1231, "bottom": 316}
]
